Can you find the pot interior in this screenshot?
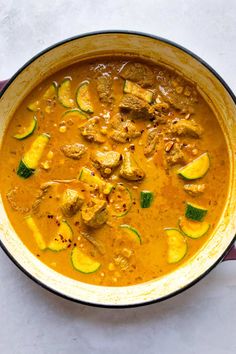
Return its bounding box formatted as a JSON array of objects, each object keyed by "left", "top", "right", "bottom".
[{"left": 0, "top": 32, "right": 236, "bottom": 306}]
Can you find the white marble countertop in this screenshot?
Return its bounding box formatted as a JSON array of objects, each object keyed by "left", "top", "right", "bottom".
[{"left": 0, "top": 1, "right": 236, "bottom": 353}]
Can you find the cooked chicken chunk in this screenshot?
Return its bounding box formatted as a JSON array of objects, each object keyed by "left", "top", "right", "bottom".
[
  {"left": 81, "top": 198, "right": 108, "bottom": 228},
  {"left": 110, "top": 113, "right": 141, "bottom": 143},
  {"left": 79, "top": 117, "right": 106, "bottom": 143},
  {"left": 91, "top": 150, "right": 122, "bottom": 177},
  {"left": 119, "top": 94, "right": 152, "bottom": 120},
  {"left": 144, "top": 128, "right": 158, "bottom": 157},
  {"left": 120, "top": 62, "right": 155, "bottom": 87},
  {"left": 166, "top": 143, "right": 186, "bottom": 166},
  {"left": 171, "top": 119, "right": 203, "bottom": 138},
  {"left": 184, "top": 184, "right": 206, "bottom": 197},
  {"left": 119, "top": 152, "right": 145, "bottom": 181},
  {"left": 60, "top": 143, "right": 87, "bottom": 159},
  {"left": 96, "top": 75, "right": 113, "bottom": 104},
  {"left": 157, "top": 69, "right": 198, "bottom": 113},
  {"left": 61, "top": 189, "right": 84, "bottom": 217}
]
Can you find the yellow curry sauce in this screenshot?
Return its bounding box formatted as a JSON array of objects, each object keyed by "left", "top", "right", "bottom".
[{"left": 0, "top": 57, "right": 229, "bottom": 286}]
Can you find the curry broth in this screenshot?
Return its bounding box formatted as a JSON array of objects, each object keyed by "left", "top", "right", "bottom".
[{"left": 0, "top": 57, "right": 229, "bottom": 286}]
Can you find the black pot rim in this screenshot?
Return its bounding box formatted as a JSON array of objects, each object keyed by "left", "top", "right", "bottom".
[{"left": 0, "top": 30, "right": 236, "bottom": 309}]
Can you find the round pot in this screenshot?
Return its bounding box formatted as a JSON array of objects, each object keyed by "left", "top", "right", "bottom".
[{"left": 0, "top": 31, "right": 236, "bottom": 308}]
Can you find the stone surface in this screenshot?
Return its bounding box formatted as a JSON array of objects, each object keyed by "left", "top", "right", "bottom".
[{"left": 0, "top": 1, "right": 236, "bottom": 353}]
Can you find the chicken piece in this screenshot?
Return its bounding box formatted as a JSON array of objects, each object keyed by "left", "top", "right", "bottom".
[
  {"left": 144, "top": 128, "right": 158, "bottom": 157},
  {"left": 120, "top": 62, "right": 155, "bottom": 87},
  {"left": 61, "top": 189, "right": 84, "bottom": 217},
  {"left": 60, "top": 143, "right": 87, "bottom": 160},
  {"left": 79, "top": 117, "right": 106, "bottom": 143},
  {"left": 81, "top": 231, "right": 105, "bottom": 255},
  {"left": 110, "top": 113, "right": 141, "bottom": 143},
  {"left": 119, "top": 94, "right": 152, "bottom": 120},
  {"left": 157, "top": 69, "right": 198, "bottom": 113},
  {"left": 81, "top": 198, "right": 108, "bottom": 228},
  {"left": 91, "top": 150, "right": 122, "bottom": 177},
  {"left": 166, "top": 143, "right": 186, "bottom": 166},
  {"left": 184, "top": 184, "right": 206, "bottom": 197},
  {"left": 171, "top": 119, "right": 203, "bottom": 138},
  {"left": 114, "top": 254, "right": 129, "bottom": 270},
  {"left": 119, "top": 152, "right": 145, "bottom": 181},
  {"left": 96, "top": 75, "right": 113, "bottom": 104}
]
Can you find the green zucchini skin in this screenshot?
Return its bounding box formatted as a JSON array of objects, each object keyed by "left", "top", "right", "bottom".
[
  {"left": 58, "top": 77, "right": 75, "bottom": 108},
  {"left": 119, "top": 224, "right": 142, "bottom": 244},
  {"left": 76, "top": 81, "right": 94, "bottom": 113},
  {"left": 165, "top": 228, "right": 187, "bottom": 264},
  {"left": 177, "top": 152, "right": 210, "bottom": 180},
  {"left": 140, "top": 190, "right": 154, "bottom": 208},
  {"left": 123, "top": 80, "right": 153, "bottom": 103},
  {"left": 13, "top": 116, "right": 37, "bottom": 140},
  {"left": 71, "top": 247, "right": 101, "bottom": 274},
  {"left": 185, "top": 202, "right": 208, "bottom": 221},
  {"left": 179, "top": 217, "right": 210, "bottom": 239},
  {"left": 48, "top": 221, "right": 73, "bottom": 252},
  {"left": 17, "top": 160, "right": 34, "bottom": 178}
]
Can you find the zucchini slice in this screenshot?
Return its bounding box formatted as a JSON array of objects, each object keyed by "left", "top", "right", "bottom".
[
  {"left": 177, "top": 152, "right": 210, "bottom": 180},
  {"left": 165, "top": 228, "right": 187, "bottom": 264},
  {"left": 108, "top": 183, "right": 132, "bottom": 217},
  {"left": 78, "top": 167, "right": 113, "bottom": 195},
  {"left": 62, "top": 108, "right": 88, "bottom": 124},
  {"left": 17, "top": 133, "right": 50, "bottom": 178},
  {"left": 123, "top": 80, "right": 153, "bottom": 103},
  {"left": 17, "top": 160, "right": 34, "bottom": 178},
  {"left": 25, "top": 216, "right": 46, "bottom": 250},
  {"left": 119, "top": 224, "right": 142, "bottom": 244},
  {"left": 140, "top": 190, "right": 154, "bottom": 208},
  {"left": 71, "top": 246, "right": 101, "bottom": 274},
  {"left": 58, "top": 78, "right": 75, "bottom": 108},
  {"left": 13, "top": 116, "right": 37, "bottom": 140},
  {"left": 179, "top": 217, "right": 210, "bottom": 239},
  {"left": 43, "top": 82, "right": 57, "bottom": 100},
  {"left": 48, "top": 220, "right": 73, "bottom": 251},
  {"left": 27, "top": 100, "right": 40, "bottom": 112},
  {"left": 185, "top": 202, "right": 208, "bottom": 221},
  {"left": 76, "top": 81, "right": 94, "bottom": 113}
]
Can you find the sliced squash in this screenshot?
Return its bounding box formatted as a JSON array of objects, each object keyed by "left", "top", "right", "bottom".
[
  {"left": 185, "top": 202, "right": 208, "bottom": 221},
  {"left": 178, "top": 152, "right": 210, "bottom": 180},
  {"left": 123, "top": 80, "right": 153, "bottom": 103},
  {"left": 48, "top": 221, "right": 73, "bottom": 251},
  {"left": 140, "top": 190, "right": 154, "bottom": 208},
  {"left": 62, "top": 108, "right": 88, "bottom": 124},
  {"left": 13, "top": 116, "right": 37, "bottom": 140},
  {"left": 179, "top": 217, "right": 210, "bottom": 239},
  {"left": 43, "top": 82, "right": 57, "bottom": 100},
  {"left": 71, "top": 246, "right": 101, "bottom": 274},
  {"left": 17, "top": 133, "right": 50, "bottom": 178},
  {"left": 25, "top": 216, "right": 46, "bottom": 250},
  {"left": 165, "top": 228, "right": 187, "bottom": 264},
  {"left": 119, "top": 224, "right": 142, "bottom": 244},
  {"left": 27, "top": 100, "right": 40, "bottom": 112},
  {"left": 78, "top": 167, "right": 113, "bottom": 195},
  {"left": 58, "top": 77, "right": 75, "bottom": 108},
  {"left": 76, "top": 81, "right": 94, "bottom": 113}
]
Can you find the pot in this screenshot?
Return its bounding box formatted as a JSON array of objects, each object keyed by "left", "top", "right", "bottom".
[{"left": 0, "top": 31, "right": 236, "bottom": 308}]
